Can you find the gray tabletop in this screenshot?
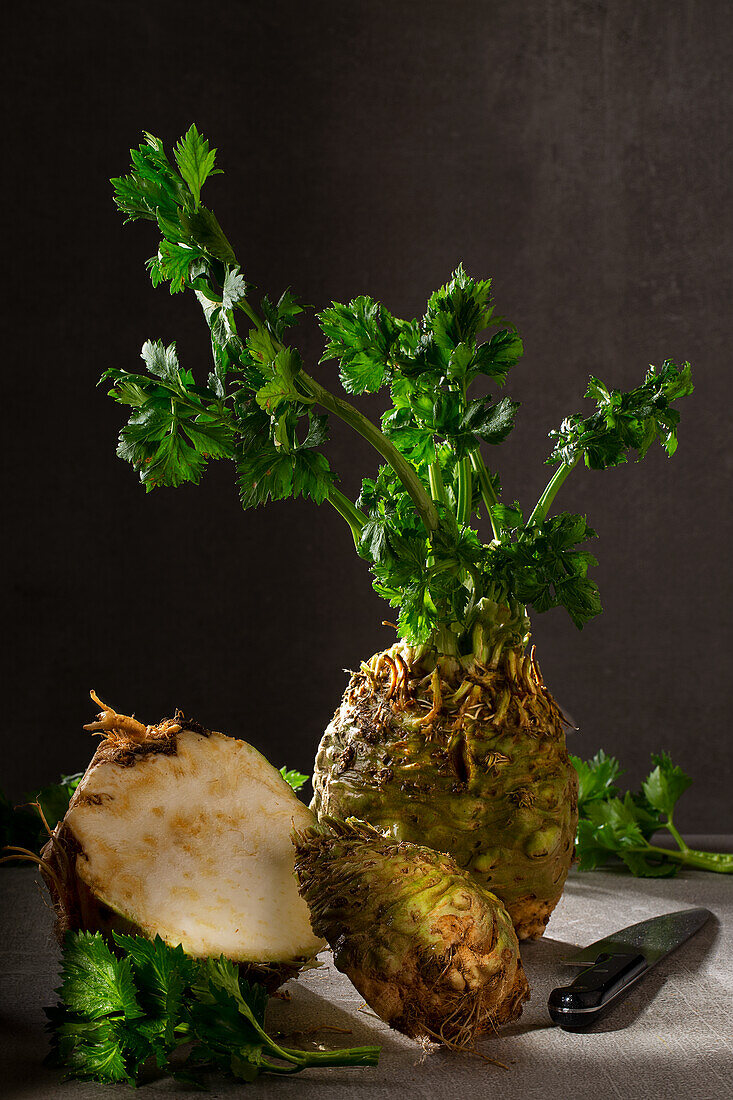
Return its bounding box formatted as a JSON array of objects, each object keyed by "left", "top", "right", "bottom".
[{"left": 2, "top": 841, "right": 732, "bottom": 1100}]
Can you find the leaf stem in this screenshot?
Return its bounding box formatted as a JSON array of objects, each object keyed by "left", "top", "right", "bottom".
[
  {"left": 282, "top": 1046, "right": 381, "bottom": 1068},
  {"left": 298, "top": 370, "right": 441, "bottom": 536},
  {"left": 428, "top": 460, "right": 450, "bottom": 513},
  {"left": 234, "top": 298, "right": 264, "bottom": 332},
  {"left": 327, "top": 487, "right": 367, "bottom": 547},
  {"left": 432, "top": 621, "right": 460, "bottom": 657},
  {"left": 233, "top": 1000, "right": 380, "bottom": 1071},
  {"left": 428, "top": 459, "right": 465, "bottom": 545},
  {"left": 643, "top": 844, "right": 733, "bottom": 873},
  {"left": 468, "top": 448, "right": 501, "bottom": 539},
  {"left": 455, "top": 456, "right": 473, "bottom": 526},
  {"left": 681, "top": 847, "right": 733, "bottom": 873},
  {"left": 527, "top": 456, "right": 580, "bottom": 526},
  {"left": 665, "top": 818, "right": 689, "bottom": 853}
]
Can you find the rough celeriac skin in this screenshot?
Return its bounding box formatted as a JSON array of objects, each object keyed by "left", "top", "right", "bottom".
[
  {"left": 41, "top": 697, "right": 324, "bottom": 990},
  {"left": 311, "top": 643, "right": 578, "bottom": 940},
  {"left": 293, "top": 818, "right": 529, "bottom": 1046}
]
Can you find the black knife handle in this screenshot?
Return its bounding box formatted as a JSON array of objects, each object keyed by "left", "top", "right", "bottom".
[{"left": 548, "top": 951, "right": 648, "bottom": 1030}]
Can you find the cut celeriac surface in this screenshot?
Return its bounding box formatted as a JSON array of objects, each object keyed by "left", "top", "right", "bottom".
[{"left": 43, "top": 696, "right": 324, "bottom": 978}]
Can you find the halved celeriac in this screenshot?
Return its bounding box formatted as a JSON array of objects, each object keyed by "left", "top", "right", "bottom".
[{"left": 42, "top": 695, "right": 324, "bottom": 988}]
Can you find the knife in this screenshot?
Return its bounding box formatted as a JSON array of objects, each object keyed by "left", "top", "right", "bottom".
[{"left": 547, "top": 907, "right": 711, "bottom": 1030}]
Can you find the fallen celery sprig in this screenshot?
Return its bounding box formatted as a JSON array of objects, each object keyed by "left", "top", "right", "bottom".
[
  {"left": 47, "top": 931, "right": 380, "bottom": 1086},
  {"left": 571, "top": 750, "right": 733, "bottom": 876}
]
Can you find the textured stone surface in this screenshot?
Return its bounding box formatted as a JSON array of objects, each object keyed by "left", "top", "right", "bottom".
[{"left": 2, "top": 845, "right": 732, "bottom": 1098}]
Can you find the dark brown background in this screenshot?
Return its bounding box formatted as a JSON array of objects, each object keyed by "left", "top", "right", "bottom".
[{"left": 4, "top": 0, "right": 732, "bottom": 829}]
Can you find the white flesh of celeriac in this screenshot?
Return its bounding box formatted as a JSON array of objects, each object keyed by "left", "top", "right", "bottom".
[{"left": 65, "top": 729, "right": 324, "bottom": 962}]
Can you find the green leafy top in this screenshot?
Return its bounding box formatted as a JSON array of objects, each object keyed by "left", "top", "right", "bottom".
[
  {"left": 48, "top": 930, "right": 380, "bottom": 1086},
  {"left": 548, "top": 362, "right": 693, "bottom": 469},
  {"left": 105, "top": 125, "right": 693, "bottom": 655}
]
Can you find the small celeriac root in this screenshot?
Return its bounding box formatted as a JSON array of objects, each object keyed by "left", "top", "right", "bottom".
[{"left": 293, "top": 818, "right": 529, "bottom": 1047}]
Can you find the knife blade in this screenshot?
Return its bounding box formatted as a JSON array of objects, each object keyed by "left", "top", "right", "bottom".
[{"left": 548, "top": 907, "right": 711, "bottom": 1030}]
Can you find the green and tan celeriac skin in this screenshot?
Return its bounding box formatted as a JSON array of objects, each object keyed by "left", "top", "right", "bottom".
[
  {"left": 311, "top": 641, "right": 578, "bottom": 941},
  {"left": 292, "top": 816, "right": 529, "bottom": 1047},
  {"left": 41, "top": 695, "right": 324, "bottom": 992}
]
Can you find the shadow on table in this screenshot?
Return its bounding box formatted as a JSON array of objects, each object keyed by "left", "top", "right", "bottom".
[
  {"left": 0, "top": 1011, "right": 67, "bottom": 1100},
  {"left": 268, "top": 971, "right": 401, "bottom": 1052}
]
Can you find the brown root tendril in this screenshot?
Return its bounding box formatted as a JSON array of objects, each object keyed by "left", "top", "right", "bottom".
[
  {"left": 83, "top": 690, "right": 151, "bottom": 741},
  {"left": 0, "top": 846, "right": 66, "bottom": 898}
]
